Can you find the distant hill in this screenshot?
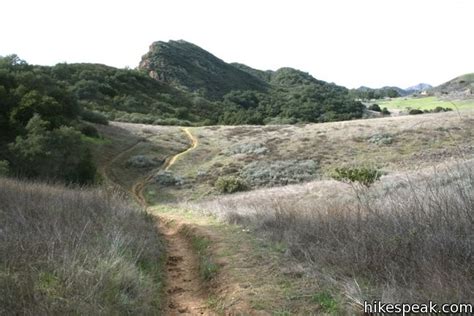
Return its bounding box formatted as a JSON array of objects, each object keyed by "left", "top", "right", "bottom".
[
  {"left": 406, "top": 83, "right": 432, "bottom": 92},
  {"left": 432, "top": 73, "right": 474, "bottom": 99},
  {"left": 139, "top": 40, "right": 365, "bottom": 124},
  {"left": 2, "top": 39, "right": 369, "bottom": 132},
  {"left": 351, "top": 86, "right": 407, "bottom": 99},
  {"left": 230, "top": 63, "right": 273, "bottom": 83},
  {"left": 352, "top": 83, "right": 434, "bottom": 100},
  {"left": 139, "top": 40, "right": 269, "bottom": 100}
]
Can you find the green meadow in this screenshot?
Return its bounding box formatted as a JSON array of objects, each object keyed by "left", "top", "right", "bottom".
[{"left": 378, "top": 96, "right": 474, "bottom": 111}]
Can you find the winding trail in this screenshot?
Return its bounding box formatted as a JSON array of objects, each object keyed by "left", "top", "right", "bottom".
[
  {"left": 105, "top": 127, "right": 211, "bottom": 315},
  {"left": 165, "top": 128, "right": 199, "bottom": 171},
  {"left": 131, "top": 128, "right": 198, "bottom": 208},
  {"left": 137, "top": 128, "right": 209, "bottom": 315}
]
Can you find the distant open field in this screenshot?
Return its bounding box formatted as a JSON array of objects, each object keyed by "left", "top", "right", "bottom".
[{"left": 378, "top": 96, "right": 474, "bottom": 111}]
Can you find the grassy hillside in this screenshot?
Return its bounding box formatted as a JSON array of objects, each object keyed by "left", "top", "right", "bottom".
[
  {"left": 101, "top": 112, "right": 474, "bottom": 312},
  {"left": 130, "top": 110, "right": 474, "bottom": 204},
  {"left": 191, "top": 159, "right": 474, "bottom": 304},
  {"left": 0, "top": 178, "right": 165, "bottom": 314},
  {"left": 432, "top": 73, "right": 474, "bottom": 99}
]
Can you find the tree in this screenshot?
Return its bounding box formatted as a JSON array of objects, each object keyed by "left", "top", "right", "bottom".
[{"left": 9, "top": 114, "right": 96, "bottom": 184}]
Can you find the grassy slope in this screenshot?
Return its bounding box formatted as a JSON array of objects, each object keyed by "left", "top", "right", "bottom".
[
  {"left": 189, "top": 159, "right": 474, "bottom": 306},
  {"left": 378, "top": 96, "right": 474, "bottom": 110},
  {"left": 143, "top": 110, "right": 474, "bottom": 203},
  {"left": 151, "top": 206, "right": 328, "bottom": 314},
  {"left": 102, "top": 111, "right": 474, "bottom": 313},
  {"left": 0, "top": 178, "right": 165, "bottom": 315}
]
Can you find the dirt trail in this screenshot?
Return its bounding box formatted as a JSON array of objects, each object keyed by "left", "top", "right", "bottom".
[
  {"left": 131, "top": 127, "right": 198, "bottom": 208},
  {"left": 165, "top": 128, "right": 199, "bottom": 170},
  {"left": 159, "top": 218, "right": 214, "bottom": 315},
  {"left": 107, "top": 127, "right": 212, "bottom": 315}
]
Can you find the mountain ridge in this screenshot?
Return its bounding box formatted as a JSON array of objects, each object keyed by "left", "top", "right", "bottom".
[{"left": 139, "top": 40, "right": 269, "bottom": 100}]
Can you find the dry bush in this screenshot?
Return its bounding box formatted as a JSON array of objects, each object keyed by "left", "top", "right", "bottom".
[
  {"left": 240, "top": 159, "right": 318, "bottom": 187},
  {"left": 223, "top": 142, "right": 268, "bottom": 156},
  {"left": 190, "top": 161, "right": 474, "bottom": 304},
  {"left": 126, "top": 155, "right": 159, "bottom": 168},
  {"left": 0, "top": 178, "right": 164, "bottom": 315}
]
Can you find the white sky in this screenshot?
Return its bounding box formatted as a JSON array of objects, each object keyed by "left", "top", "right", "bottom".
[{"left": 1, "top": 0, "right": 473, "bottom": 88}]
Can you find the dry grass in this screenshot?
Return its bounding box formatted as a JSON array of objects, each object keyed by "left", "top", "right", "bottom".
[
  {"left": 134, "top": 110, "right": 474, "bottom": 203},
  {"left": 93, "top": 122, "right": 188, "bottom": 193},
  {"left": 190, "top": 160, "right": 474, "bottom": 307},
  {"left": 0, "top": 178, "right": 164, "bottom": 315}
]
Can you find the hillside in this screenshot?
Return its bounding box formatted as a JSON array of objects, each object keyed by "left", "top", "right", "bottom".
[
  {"left": 97, "top": 110, "right": 474, "bottom": 312},
  {"left": 432, "top": 73, "right": 474, "bottom": 99},
  {"left": 350, "top": 85, "right": 408, "bottom": 99},
  {"left": 0, "top": 178, "right": 165, "bottom": 314},
  {"left": 406, "top": 82, "right": 432, "bottom": 92},
  {"left": 139, "top": 40, "right": 365, "bottom": 124},
  {"left": 46, "top": 62, "right": 220, "bottom": 125},
  {"left": 139, "top": 40, "right": 269, "bottom": 100},
  {"left": 352, "top": 83, "right": 433, "bottom": 100}
]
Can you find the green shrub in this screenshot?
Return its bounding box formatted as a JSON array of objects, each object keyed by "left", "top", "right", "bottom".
[
  {"left": 408, "top": 109, "right": 424, "bottom": 115},
  {"left": 381, "top": 107, "right": 391, "bottom": 115},
  {"left": 9, "top": 115, "right": 97, "bottom": 184},
  {"left": 368, "top": 133, "right": 394, "bottom": 145},
  {"left": 77, "top": 123, "right": 100, "bottom": 138},
  {"left": 240, "top": 159, "right": 318, "bottom": 187},
  {"left": 126, "top": 155, "right": 158, "bottom": 168},
  {"left": 332, "top": 167, "right": 382, "bottom": 186},
  {"left": 311, "top": 291, "right": 339, "bottom": 314},
  {"left": 432, "top": 106, "right": 453, "bottom": 113},
  {"left": 215, "top": 176, "right": 248, "bottom": 194},
  {"left": 0, "top": 160, "right": 10, "bottom": 177},
  {"left": 152, "top": 170, "right": 183, "bottom": 186},
  {"left": 368, "top": 104, "right": 381, "bottom": 112},
  {"left": 80, "top": 109, "right": 108, "bottom": 125}
]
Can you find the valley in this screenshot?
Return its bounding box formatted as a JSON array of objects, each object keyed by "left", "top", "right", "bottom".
[
  {"left": 1, "top": 40, "right": 474, "bottom": 315},
  {"left": 94, "top": 109, "right": 474, "bottom": 314}
]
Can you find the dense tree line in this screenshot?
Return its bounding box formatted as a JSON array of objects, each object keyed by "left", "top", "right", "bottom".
[
  {"left": 0, "top": 55, "right": 96, "bottom": 183},
  {"left": 349, "top": 86, "right": 402, "bottom": 100},
  {"left": 217, "top": 68, "right": 364, "bottom": 124}
]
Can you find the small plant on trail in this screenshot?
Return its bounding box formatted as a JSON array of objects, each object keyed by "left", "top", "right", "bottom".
[
  {"left": 311, "top": 291, "right": 339, "bottom": 314},
  {"left": 191, "top": 236, "right": 219, "bottom": 281},
  {"left": 332, "top": 167, "right": 381, "bottom": 186},
  {"left": 215, "top": 176, "right": 248, "bottom": 194}
]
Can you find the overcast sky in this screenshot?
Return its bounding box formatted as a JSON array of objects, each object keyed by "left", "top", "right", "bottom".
[{"left": 2, "top": 0, "right": 473, "bottom": 88}]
